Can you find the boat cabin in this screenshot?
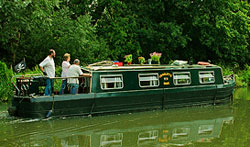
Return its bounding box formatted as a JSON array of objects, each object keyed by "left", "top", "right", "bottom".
[{"left": 84, "top": 64, "right": 224, "bottom": 93}]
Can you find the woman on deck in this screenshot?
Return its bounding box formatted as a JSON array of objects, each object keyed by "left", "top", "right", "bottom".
[{"left": 60, "top": 53, "right": 71, "bottom": 94}]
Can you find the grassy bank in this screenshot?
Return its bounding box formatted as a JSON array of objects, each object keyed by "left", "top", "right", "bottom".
[{"left": 1, "top": 61, "right": 249, "bottom": 102}]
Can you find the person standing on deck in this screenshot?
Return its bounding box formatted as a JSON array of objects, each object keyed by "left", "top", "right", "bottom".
[
  {"left": 39, "top": 49, "right": 56, "bottom": 96},
  {"left": 67, "top": 59, "right": 84, "bottom": 94},
  {"left": 59, "top": 53, "right": 71, "bottom": 94}
]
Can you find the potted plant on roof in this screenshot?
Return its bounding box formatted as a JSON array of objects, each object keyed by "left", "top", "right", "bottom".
[
  {"left": 124, "top": 54, "right": 132, "bottom": 65},
  {"left": 150, "top": 52, "right": 162, "bottom": 64},
  {"left": 138, "top": 56, "right": 145, "bottom": 65}
]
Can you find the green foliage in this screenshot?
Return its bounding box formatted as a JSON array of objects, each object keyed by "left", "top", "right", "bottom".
[
  {"left": 95, "top": 0, "right": 141, "bottom": 61},
  {"left": 236, "top": 65, "right": 250, "bottom": 86},
  {"left": 0, "top": 0, "right": 109, "bottom": 67},
  {"left": 0, "top": 0, "right": 250, "bottom": 92},
  {"left": 55, "top": 66, "right": 62, "bottom": 77},
  {"left": 220, "top": 63, "right": 250, "bottom": 87},
  {"left": 220, "top": 65, "right": 234, "bottom": 76},
  {"left": 1, "top": 0, "right": 250, "bottom": 66},
  {"left": 0, "top": 61, "right": 13, "bottom": 102},
  {"left": 235, "top": 75, "right": 247, "bottom": 87},
  {"left": 18, "top": 65, "right": 42, "bottom": 76}
]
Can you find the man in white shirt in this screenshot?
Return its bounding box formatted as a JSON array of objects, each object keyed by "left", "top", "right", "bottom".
[
  {"left": 39, "top": 49, "right": 56, "bottom": 96},
  {"left": 67, "top": 59, "right": 84, "bottom": 94}
]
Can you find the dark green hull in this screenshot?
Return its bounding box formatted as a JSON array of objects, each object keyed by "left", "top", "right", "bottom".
[{"left": 10, "top": 82, "right": 234, "bottom": 118}]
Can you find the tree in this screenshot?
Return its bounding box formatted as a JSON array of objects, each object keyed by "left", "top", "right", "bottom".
[{"left": 0, "top": 0, "right": 109, "bottom": 67}]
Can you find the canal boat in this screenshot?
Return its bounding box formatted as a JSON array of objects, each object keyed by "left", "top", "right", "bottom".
[{"left": 8, "top": 61, "right": 235, "bottom": 118}]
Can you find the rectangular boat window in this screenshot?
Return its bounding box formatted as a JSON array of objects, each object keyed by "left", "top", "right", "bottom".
[
  {"left": 138, "top": 73, "right": 159, "bottom": 88},
  {"left": 173, "top": 72, "right": 191, "bottom": 85},
  {"left": 199, "top": 71, "right": 215, "bottom": 84},
  {"left": 100, "top": 75, "right": 123, "bottom": 90}
]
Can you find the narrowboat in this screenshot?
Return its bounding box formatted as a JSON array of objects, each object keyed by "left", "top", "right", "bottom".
[{"left": 8, "top": 61, "right": 235, "bottom": 118}]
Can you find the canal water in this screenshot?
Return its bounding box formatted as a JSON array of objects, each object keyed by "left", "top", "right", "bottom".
[{"left": 0, "top": 88, "right": 249, "bottom": 146}]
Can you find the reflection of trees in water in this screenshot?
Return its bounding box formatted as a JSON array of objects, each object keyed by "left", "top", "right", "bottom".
[
  {"left": 234, "top": 87, "right": 250, "bottom": 100},
  {"left": 209, "top": 99, "right": 250, "bottom": 146},
  {"left": 60, "top": 135, "right": 91, "bottom": 147}
]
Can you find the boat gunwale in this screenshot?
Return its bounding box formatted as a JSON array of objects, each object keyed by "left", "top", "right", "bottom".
[{"left": 12, "top": 82, "right": 234, "bottom": 99}]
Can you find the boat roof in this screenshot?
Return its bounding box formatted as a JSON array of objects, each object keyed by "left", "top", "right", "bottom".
[{"left": 82, "top": 64, "right": 220, "bottom": 72}]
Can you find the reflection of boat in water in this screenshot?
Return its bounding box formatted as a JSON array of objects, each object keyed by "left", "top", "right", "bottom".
[
  {"left": 3, "top": 105, "right": 233, "bottom": 146},
  {"left": 100, "top": 133, "right": 123, "bottom": 146},
  {"left": 137, "top": 130, "right": 158, "bottom": 145}
]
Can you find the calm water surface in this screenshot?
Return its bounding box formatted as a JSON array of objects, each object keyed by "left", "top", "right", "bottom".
[{"left": 0, "top": 88, "right": 249, "bottom": 146}]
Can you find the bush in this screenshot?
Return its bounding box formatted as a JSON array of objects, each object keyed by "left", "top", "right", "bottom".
[
  {"left": 220, "top": 65, "right": 234, "bottom": 76},
  {"left": 17, "top": 65, "right": 41, "bottom": 75},
  {"left": 220, "top": 64, "right": 250, "bottom": 87},
  {"left": 237, "top": 65, "right": 250, "bottom": 86},
  {"left": 0, "top": 61, "right": 13, "bottom": 102}
]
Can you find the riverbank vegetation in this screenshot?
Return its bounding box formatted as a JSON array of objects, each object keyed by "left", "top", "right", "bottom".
[
  {"left": 0, "top": 62, "right": 13, "bottom": 102},
  {"left": 1, "top": 0, "right": 250, "bottom": 101},
  {"left": 221, "top": 64, "right": 250, "bottom": 87}
]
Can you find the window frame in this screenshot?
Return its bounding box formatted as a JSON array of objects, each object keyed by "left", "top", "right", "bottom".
[
  {"left": 100, "top": 74, "right": 124, "bottom": 90},
  {"left": 199, "top": 71, "right": 215, "bottom": 84},
  {"left": 173, "top": 72, "right": 192, "bottom": 86},
  {"left": 138, "top": 73, "right": 160, "bottom": 88}
]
